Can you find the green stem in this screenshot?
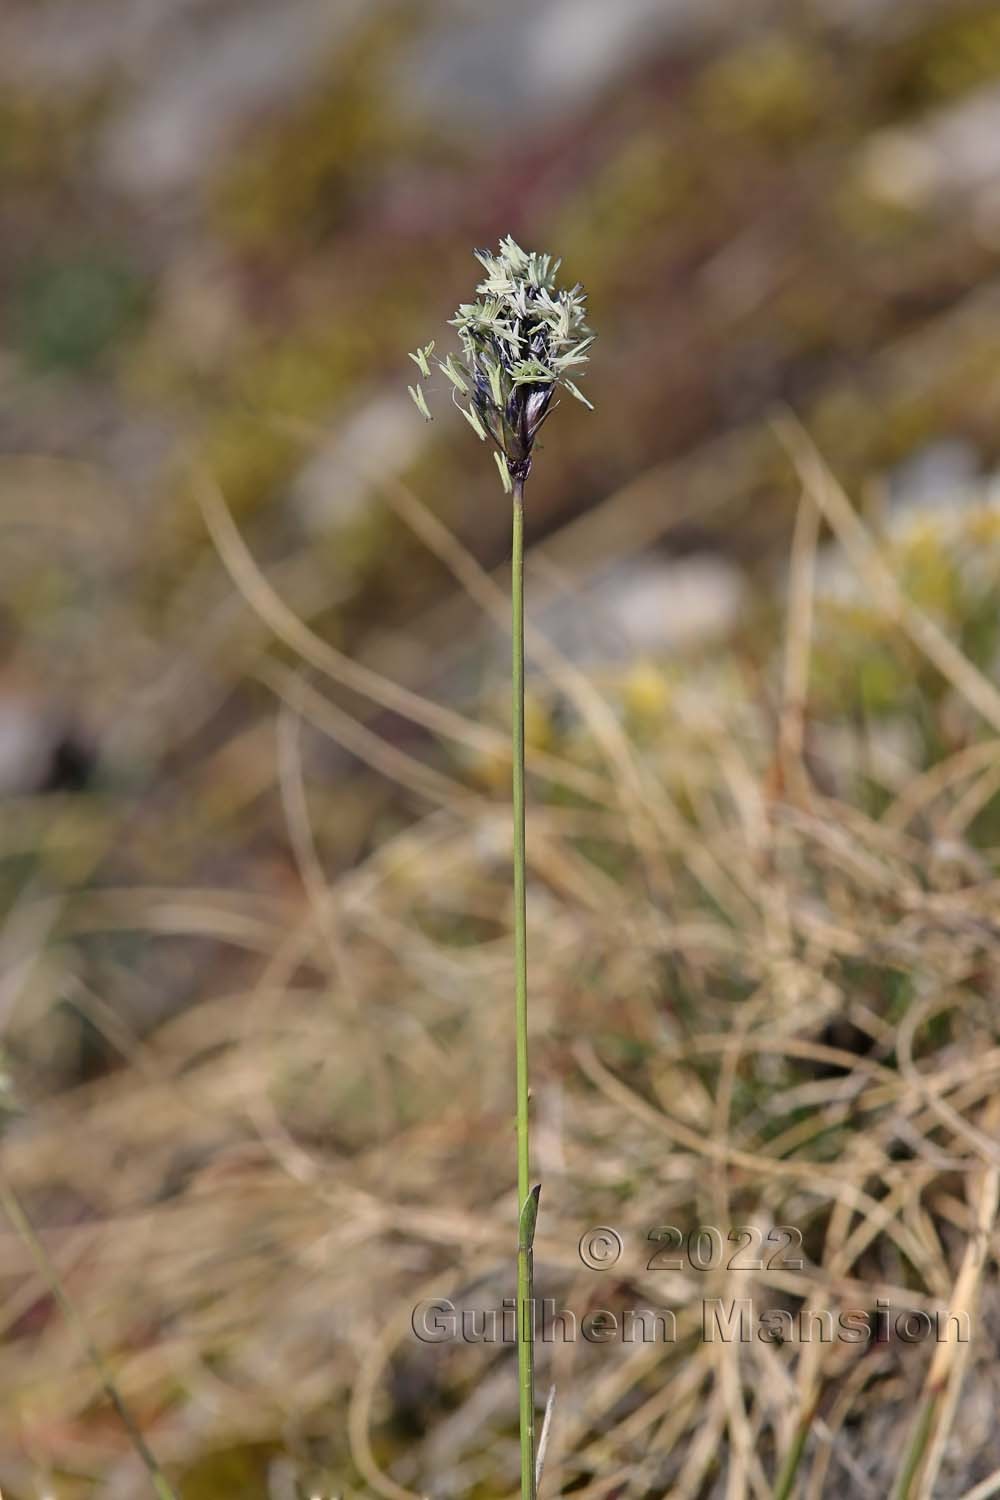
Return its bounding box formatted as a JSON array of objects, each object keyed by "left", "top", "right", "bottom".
[
  {"left": 772, "top": 1412, "right": 813, "bottom": 1500},
  {"left": 0, "top": 1176, "right": 178, "bottom": 1500},
  {"left": 891, "top": 1389, "right": 940, "bottom": 1500},
  {"left": 512, "top": 479, "right": 536, "bottom": 1500}
]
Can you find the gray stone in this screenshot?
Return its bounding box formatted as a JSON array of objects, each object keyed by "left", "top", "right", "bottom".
[
  {"left": 0, "top": 696, "right": 55, "bottom": 796},
  {"left": 394, "top": 0, "right": 728, "bottom": 131},
  {"left": 534, "top": 553, "right": 747, "bottom": 662},
  {"left": 97, "top": 0, "right": 368, "bottom": 195},
  {"left": 293, "top": 392, "right": 427, "bottom": 536},
  {"left": 886, "top": 439, "right": 981, "bottom": 516}
]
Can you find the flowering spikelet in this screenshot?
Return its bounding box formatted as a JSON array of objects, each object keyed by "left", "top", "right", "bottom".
[{"left": 407, "top": 235, "right": 594, "bottom": 489}]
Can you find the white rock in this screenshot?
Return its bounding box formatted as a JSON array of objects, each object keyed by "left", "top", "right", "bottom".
[
  {"left": 0, "top": 696, "right": 55, "bottom": 797},
  {"left": 97, "top": 0, "right": 368, "bottom": 196},
  {"left": 924, "top": 82, "right": 1000, "bottom": 195},
  {"left": 886, "top": 440, "right": 981, "bottom": 517},
  {"left": 394, "top": 0, "right": 728, "bottom": 130},
  {"left": 292, "top": 392, "right": 428, "bottom": 535},
  {"left": 859, "top": 83, "right": 1000, "bottom": 216},
  {"left": 535, "top": 553, "right": 746, "bottom": 662}
]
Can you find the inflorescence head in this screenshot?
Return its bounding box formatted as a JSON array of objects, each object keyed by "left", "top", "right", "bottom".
[{"left": 408, "top": 235, "right": 594, "bottom": 492}]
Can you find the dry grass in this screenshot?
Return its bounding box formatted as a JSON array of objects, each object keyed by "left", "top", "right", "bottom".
[{"left": 1, "top": 438, "right": 1000, "bottom": 1499}]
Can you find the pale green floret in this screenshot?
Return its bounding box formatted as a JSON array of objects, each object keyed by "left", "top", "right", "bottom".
[
  {"left": 526, "top": 251, "right": 560, "bottom": 289},
  {"left": 475, "top": 239, "right": 561, "bottom": 299},
  {"left": 408, "top": 341, "right": 435, "bottom": 378},
  {"left": 553, "top": 337, "right": 595, "bottom": 372},
  {"left": 459, "top": 403, "right": 488, "bottom": 441},
  {"left": 498, "top": 235, "right": 530, "bottom": 274},
  {"left": 477, "top": 268, "right": 518, "bottom": 298},
  {"left": 483, "top": 356, "right": 505, "bottom": 408},
  {"left": 511, "top": 357, "right": 557, "bottom": 386},
  {"left": 494, "top": 323, "right": 522, "bottom": 351},
  {"left": 452, "top": 299, "right": 521, "bottom": 350},
  {"left": 563, "top": 379, "right": 594, "bottom": 409},
  {"left": 468, "top": 297, "right": 504, "bottom": 328},
  {"left": 533, "top": 289, "right": 571, "bottom": 340},
  {"left": 408, "top": 383, "right": 433, "bottom": 421},
  {"left": 494, "top": 450, "right": 513, "bottom": 494},
  {"left": 438, "top": 355, "right": 470, "bottom": 395}
]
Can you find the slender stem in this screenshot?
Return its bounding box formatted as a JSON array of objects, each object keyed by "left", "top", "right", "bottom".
[
  {"left": 772, "top": 1412, "right": 813, "bottom": 1500},
  {"left": 0, "top": 1176, "right": 178, "bottom": 1500},
  {"left": 512, "top": 484, "right": 529, "bottom": 1221},
  {"left": 512, "top": 478, "right": 536, "bottom": 1500},
  {"left": 891, "top": 1389, "right": 940, "bottom": 1500}
]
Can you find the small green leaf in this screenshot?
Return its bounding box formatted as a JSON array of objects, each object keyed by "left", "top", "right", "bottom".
[{"left": 518, "top": 1184, "right": 541, "bottom": 1251}]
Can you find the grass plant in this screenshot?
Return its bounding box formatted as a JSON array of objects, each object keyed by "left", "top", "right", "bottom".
[{"left": 409, "top": 236, "right": 594, "bottom": 1500}]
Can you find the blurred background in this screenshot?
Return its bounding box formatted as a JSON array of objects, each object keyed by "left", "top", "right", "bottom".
[{"left": 2, "top": 0, "right": 1000, "bottom": 1495}]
